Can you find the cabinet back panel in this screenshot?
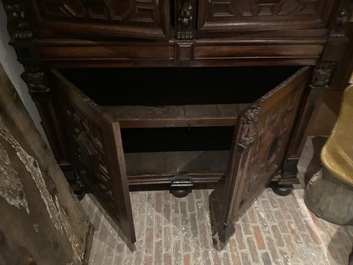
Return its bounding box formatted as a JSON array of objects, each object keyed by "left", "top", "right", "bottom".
[
  {"left": 59, "top": 66, "right": 301, "bottom": 105},
  {"left": 121, "top": 126, "right": 234, "bottom": 153}
]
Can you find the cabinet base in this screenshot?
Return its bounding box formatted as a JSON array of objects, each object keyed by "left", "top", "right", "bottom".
[
  {"left": 170, "top": 174, "right": 193, "bottom": 198},
  {"left": 271, "top": 183, "right": 293, "bottom": 196},
  {"left": 277, "top": 157, "right": 301, "bottom": 185},
  {"left": 218, "top": 223, "right": 236, "bottom": 243}
]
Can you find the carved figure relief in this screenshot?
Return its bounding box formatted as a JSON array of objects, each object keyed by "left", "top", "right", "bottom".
[
  {"left": 311, "top": 61, "right": 336, "bottom": 88},
  {"left": 21, "top": 66, "right": 50, "bottom": 93},
  {"left": 234, "top": 79, "right": 303, "bottom": 216},
  {"left": 3, "top": 0, "right": 33, "bottom": 41},
  {"left": 176, "top": 0, "right": 195, "bottom": 39},
  {"left": 238, "top": 105, "right": 260, "bottom": 150}
]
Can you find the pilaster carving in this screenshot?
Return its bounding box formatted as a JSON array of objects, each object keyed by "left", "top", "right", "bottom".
[
  {"left": 310, "top": 61, "right": 336, "bottom": 88},
  {"left": 329, "top": 2, "right": 351, "bottom": 38},
  {"left": 21, "top": 65, "right": 50, "bottom": 94},
  {"left": 238, "top": 105, "right": 261, "bottom": 151},
  {"left": 175, "top": 0, "right": 195, "bottom": 40},
  {"left": 2, "top": 0, "right": 33, "bottom": 42}
]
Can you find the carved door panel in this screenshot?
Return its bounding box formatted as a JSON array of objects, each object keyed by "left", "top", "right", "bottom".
[
  {"left": 51, "top": 70, "right": 136, "bottom": 243},
  {"left": 27, "top": 0, "right": 169, "bottom": 39},
  {"left": 215, "top": 67, "right": 311, "bottom": 242},
  {"left": 197, "top": 0, "right": 335, "bottom": 37}
]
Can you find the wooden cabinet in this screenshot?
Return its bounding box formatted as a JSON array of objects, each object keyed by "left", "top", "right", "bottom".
[
  {"left": 217, "top": 67, "right": 311, "bottom": 241},
  {"left": 197, "top": 0, "right": 334, "bottom": 37},
  {"left": 2, "top": 0, "right": 352, "bottom": 246},
  {"left": 26, "top": 0, "right": 170, "bottom": 39}
]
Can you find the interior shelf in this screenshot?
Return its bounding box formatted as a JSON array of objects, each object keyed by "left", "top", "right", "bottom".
[
  {"left": 102, "top": 103, "right": 249, "bottom": 128},
  {"left": 59, "top": 66, "right": 300, "bottom": 128}
]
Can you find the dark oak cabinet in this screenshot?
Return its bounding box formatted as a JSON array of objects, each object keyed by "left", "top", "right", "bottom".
[
  {"left": 3, "top": 0, "right": 352, "bottom": 246},
  {"left": 27, "top": 0, "right": 170, "bottom": 39}
]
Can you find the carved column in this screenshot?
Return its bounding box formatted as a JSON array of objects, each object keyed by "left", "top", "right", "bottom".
[
  {"left": 2, "top": 0, "right": 69, "bottom": 164},
  {"left": 175, "top": 0, "right": 195, "bottom": 40},
  {"left": 279, "top": 0, "right": 352, "bottom": 186}
]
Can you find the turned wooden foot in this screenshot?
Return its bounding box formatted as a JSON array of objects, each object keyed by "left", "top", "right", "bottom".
[{"left": 271, "top": 183, "right": 293, "bottom": 196}]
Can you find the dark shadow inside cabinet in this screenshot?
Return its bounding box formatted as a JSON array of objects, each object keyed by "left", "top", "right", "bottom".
[
  {"left": 60, "top": 66, "right": 301, "bottom": 105},
  {"left": 58, "top": 66, "right": 301, "bottom": 187}
]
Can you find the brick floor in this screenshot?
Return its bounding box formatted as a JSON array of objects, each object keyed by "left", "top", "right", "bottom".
[{"left": 81, "top": 137, "right": 353, "bottom": 265}]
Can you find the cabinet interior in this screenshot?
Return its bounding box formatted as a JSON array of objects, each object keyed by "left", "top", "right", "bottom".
[
  {"left": 59, "top": 66, "right": 301, "bottom": 180},
  {"left": 59, "top": 66, "right": 301, "bottom": 105}
]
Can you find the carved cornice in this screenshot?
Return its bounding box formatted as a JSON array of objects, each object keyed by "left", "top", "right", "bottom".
[
  {"left": 21, "top": 65, "right": 50, "bottom": 94},
  {"left": 2, "top": 0, "right": 33, "bottom": 42},
  {"left": 238, "top": 105, "right": 261, "bottom": 151}
]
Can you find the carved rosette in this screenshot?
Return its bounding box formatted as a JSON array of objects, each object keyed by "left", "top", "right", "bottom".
[
  {"left": 311, "top": 61, "right": 336, "bottom": 88},
  {"left": 3, "top": 0, "right": 33, "bottom": 42},
  {"left": 238, "top": 105, "right": 261, "bottom": 151},
  {"left": 21, "top": 65, "right": 50, "bottom": 93}
]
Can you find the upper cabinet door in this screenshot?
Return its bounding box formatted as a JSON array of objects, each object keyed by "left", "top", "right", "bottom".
[
  {"left": 215, "top": 67, "right": 311, "bottom": 242},
  {"left": 197, "top": 0, "right": 335, "bottom": 38},
  {"left": 27, "top": 0, "right": 170, "bottom": 39},
  {"left": 51, "top": 70, "right": 136, "bottom": 244}
]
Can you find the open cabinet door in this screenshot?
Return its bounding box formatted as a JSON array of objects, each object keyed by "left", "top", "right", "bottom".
[
  {"left": 51, "top": 70, "right": 136, "bottom": 244},
  {"left": 214, "top": 67, "right": 312, "bottom": 242}
]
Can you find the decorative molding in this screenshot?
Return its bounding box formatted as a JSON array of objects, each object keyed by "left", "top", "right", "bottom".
[
  {"left": 176, "top": 0, "right": 194, "bottom": 40},
  {"left": 238, "top": 105, "right": 260, "bottom": 150},
  {"left": 21, "top": 65, "right": 50, "bottom": 94},
  {"left": 3, "top": 0, "right": 33, "bottom": 41},
  {"left": 310, "top": 61, "right": 336, "bottom": 88}
]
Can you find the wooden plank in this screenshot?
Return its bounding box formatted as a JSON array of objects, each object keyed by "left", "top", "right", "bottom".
[
  {"left": 103, "top": 104, "right": 248, "bottom": 128},
  {"left": 125, "top": 151, "right": 230, "bottom": 175},
  {"left": 0, "top": 63, "right": 93, "bottom": 264},
  {"left": 217, "top": 104, "right": 249, "bottom": 117},
  {"left": 127, "top": 173, "right": 223, "bottom": 186},
  {"left": 184, "top": 104, "right": 218, "bottom": 118}
]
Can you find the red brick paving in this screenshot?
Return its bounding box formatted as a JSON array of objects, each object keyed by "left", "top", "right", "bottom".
[
  {"left": 81, "top": 138, "right": 353, "bottom": 265},
  {"left": 82, "top": 184, "right": 353, "bottom": 265}
]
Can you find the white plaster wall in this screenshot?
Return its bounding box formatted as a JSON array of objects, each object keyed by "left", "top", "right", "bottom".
[{"left": 0, "top": 4, "right": 48, "bottom": 142}]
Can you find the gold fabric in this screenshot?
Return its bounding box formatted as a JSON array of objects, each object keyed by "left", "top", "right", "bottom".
[{"left": 321, "top": 85, "right": 353, "bottom": 187}]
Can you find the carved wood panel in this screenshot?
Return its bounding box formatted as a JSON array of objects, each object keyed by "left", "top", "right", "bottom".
[
  {"left": 237, "top": 86, "right": 301, "bottom": 211},
  {"left": 28, "top": 0, "right": 169, "bottom": 39},
  {"left": 220, "top": 67, "right": 312, "bottom": 230},
  {"left": 65, "top": 106, "right": 118, "bottom": 212},
  {"left": 52, "top": 70, "right": 136, "bottom": 243},
  {"left": 198, "top": 0, "right": 335, "bottom": 36}
]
